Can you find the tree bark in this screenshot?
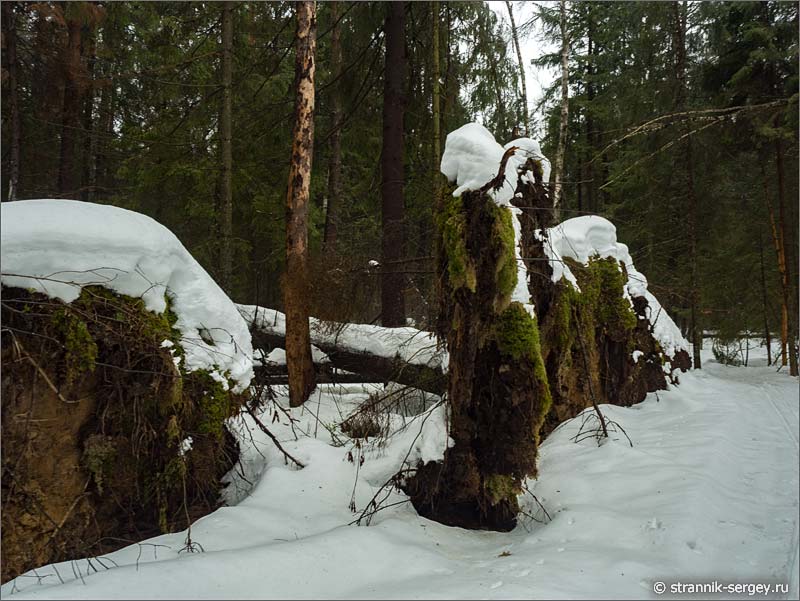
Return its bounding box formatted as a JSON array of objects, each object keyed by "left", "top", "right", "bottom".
[
  {"left": 761, "top": 158, "right": 789, "bottom": 367},
  {"left": 432, "top": 0, "right": 441, "bottom": 187},
  {"left": 323, "top": 0, "right": 343, "bottom": 252},
  {"left": 381, "top": 1, "right": 407, "bottom": 327},
  {"left": 94, "top": 81, "right": 115, "bottom": 198},
  {"left": 551, "top": 0, "right": 570, "bottom": 220},
  {"left": 3, "top": 2, "right": 22, "bottom": 201},
  {"left": 759, "top": 234, "right": 772, "bottom": 366},
  {"left": 58, "top": 13, "right": 84, "bottom": 197},
  {"left": 80, "top": 30, "right": 97, "bottom": 202},
  {"left": 585, "top": 25, "right": 596, "bottom": 213},
  {"left": 220, "top": 1, "right": 235, "bottom": 292},
  {"left": 505, "top": 0, "right": 529, "bottom": 136},
  {"left": 673, "top": 0, "right": 701, "bottom": 369},
  {"left": 284, "top": 0, "right": 318, "bottom": 407},
  {"left": 774, "top": 137, "right": 797, "bottom": 375}
]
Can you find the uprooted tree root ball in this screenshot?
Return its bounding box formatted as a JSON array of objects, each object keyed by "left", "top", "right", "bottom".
[{"left": 1, "top": 286, "right": 248, "bottom": 583}]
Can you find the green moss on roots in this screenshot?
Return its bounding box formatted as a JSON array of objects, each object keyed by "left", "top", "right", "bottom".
[
  {"left": 52, "top": 308, "right": 98, "bottom": 385},
  {"left": 194, "top": 371, "right": 235, "bottom": 440},
  {"left": 438, "top": 194, "right": 476, "bottom": 292},
  {"left": 567, "top": 256, "right": 637, "bottom": 339},
  {"left": 494, "top": 302, "right": 538, "bottom": 361},
  {"left": 484, "top": 474, "right": 521, "bottom": 506},
  {"left": 488, "top": 202, "right": 518, "bottom": 303}
]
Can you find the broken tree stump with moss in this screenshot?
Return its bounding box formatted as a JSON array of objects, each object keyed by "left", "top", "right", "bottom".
[
  {"left": 404, "top": 123, "right": 690, "bottom": 531},
  {"left": 404, "top": 163, "right": 552, "bottom": 530}
]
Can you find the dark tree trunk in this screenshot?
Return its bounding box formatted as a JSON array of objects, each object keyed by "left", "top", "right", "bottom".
[
  {"left": 80, "top": 30, "right": 96, "bottom": 202},
  {"left": 3, "top": 2, "right": 22, "bottom": 201},
  {"left": 94, "top": 82, "right": 115, "bottom": 198},
  {"left": 775, "top": 137, "right": 798, "bottom": 375},
  {"left": 585, "top": 29, "right": 596, "bottom": 213},
  {"left": 673, "top": 0, "right": 701, "bottom": 369},
  {"left": 323, "top": 0, "right": 343, "bottom": 252},
  {"left": 552, "top": 0, "right": 570, "bottom": 219},
  {"left": 432, "top": 0, "right": 441, "bottom": 181},
  {"left": 58, "top": 15, "right": 83, "bottom": 197},
  {"left": 759, "top": 235, "right": 772, "bottom": 366},
  {"left": 284, "top": 0, "right": 318, "bottom": 407},
  {"left": 219, "top": 1, "right": 234, "bottom": 292},
  {"left": 381, "top": 1, "right": 407, "bottom": 327},
  {"left": 762, "top": 158, "right": 789, "bottom": 367}
]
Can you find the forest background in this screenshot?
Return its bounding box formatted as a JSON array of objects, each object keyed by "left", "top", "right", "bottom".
[{"left": 1, "top": 0, "right": 797, "bottom": 369}]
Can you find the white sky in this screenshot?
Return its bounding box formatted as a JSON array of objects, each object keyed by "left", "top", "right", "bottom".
[{"left": 487, "top": 0, "right": 559, "bottom": 140}]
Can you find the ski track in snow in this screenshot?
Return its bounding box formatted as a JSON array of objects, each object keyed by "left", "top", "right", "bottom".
[{"left": 2, "top": 351, "right": 798, "bottom": 600}]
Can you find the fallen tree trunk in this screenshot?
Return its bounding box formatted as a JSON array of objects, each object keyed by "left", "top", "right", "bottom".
[
  {"left": 239, "top": 305, "right": 447, "bottom": 396},
  {"left": 256, "top": 365, "right": 388, "bottom": 386}
]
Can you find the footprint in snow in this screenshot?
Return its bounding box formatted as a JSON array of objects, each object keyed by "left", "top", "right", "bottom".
[{"left": 490, "top": 581, "right": 503, "bottom": 590}]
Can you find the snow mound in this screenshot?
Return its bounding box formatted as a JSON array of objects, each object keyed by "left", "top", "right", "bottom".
[
  {"left": 0, "top": 199, "right": 253, "bottom": 391},
  {"left": 440, "top": 122, "right": 551, "bottom": 207},
  {"left": 440, "top": 122, "right": 550, "bottom": 312},
  {"left": 538, "top": 215, "right": 689, "bottom": 359}
]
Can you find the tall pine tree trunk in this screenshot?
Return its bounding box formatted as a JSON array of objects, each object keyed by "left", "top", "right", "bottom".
[
  {"left": 761, "top": 158, "right": 789, "bottom": 368},
  {"left": 58, "top": 14, "right": 83, "bottom": 197},
  {"left": 585, "top": 26, "right": 596, "bottom": 213},
  {"left": 323, "top": 0, "right": 342, "bottom": 252},
  {"left": 284, "top": 0, "right": 318, "bottom": 407},
  {"left": 80, "top": 31, "right": 96, "bottom": 202},
  {"left": 552, "top": 0, "right": 570, "bottom": 220},
  {"left": 505, "top": 0, "right": 528, "bottom": 136},
  {"left": 432, "top": 0, "right": 441, "bottom": 183},
  {"left": 219, "top": 1, "right": 234, "bottom": 292},
  {"left": 774, "top": 137, "right": 797, "bottom": 375},
  {"left": 759, "top": 235, "right": 772, "bottom": 366},
  {"left": 3, "top": 2, "right": 21, "bottom": 201},
  {"left": 94, "top": 82, "right": 114, "bottom": 198},
  {"left": 381, "top": 1, "right": 406, "bottom": 327},
  {"left": 673, "top": 0, "right": 701, "bottom": 369}
]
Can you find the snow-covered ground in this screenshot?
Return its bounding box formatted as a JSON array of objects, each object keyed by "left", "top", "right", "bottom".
[{"left": 3, "top": 344, "right": 797, "bottom": 600}]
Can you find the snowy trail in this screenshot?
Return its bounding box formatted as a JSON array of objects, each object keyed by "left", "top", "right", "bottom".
[{"left": 3, "top": 359, "right": 797, "bottom": 600}]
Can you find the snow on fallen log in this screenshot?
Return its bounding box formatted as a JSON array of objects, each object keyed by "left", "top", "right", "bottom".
[
  {"left": 1, "top": 199, "right": 254, "bottom": 391},
  {"left": 537, "top": 215, "right": 689, "bottom": 361},
  {"left": 239, "top": 304, "right": 447, "bottom": 395}
]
